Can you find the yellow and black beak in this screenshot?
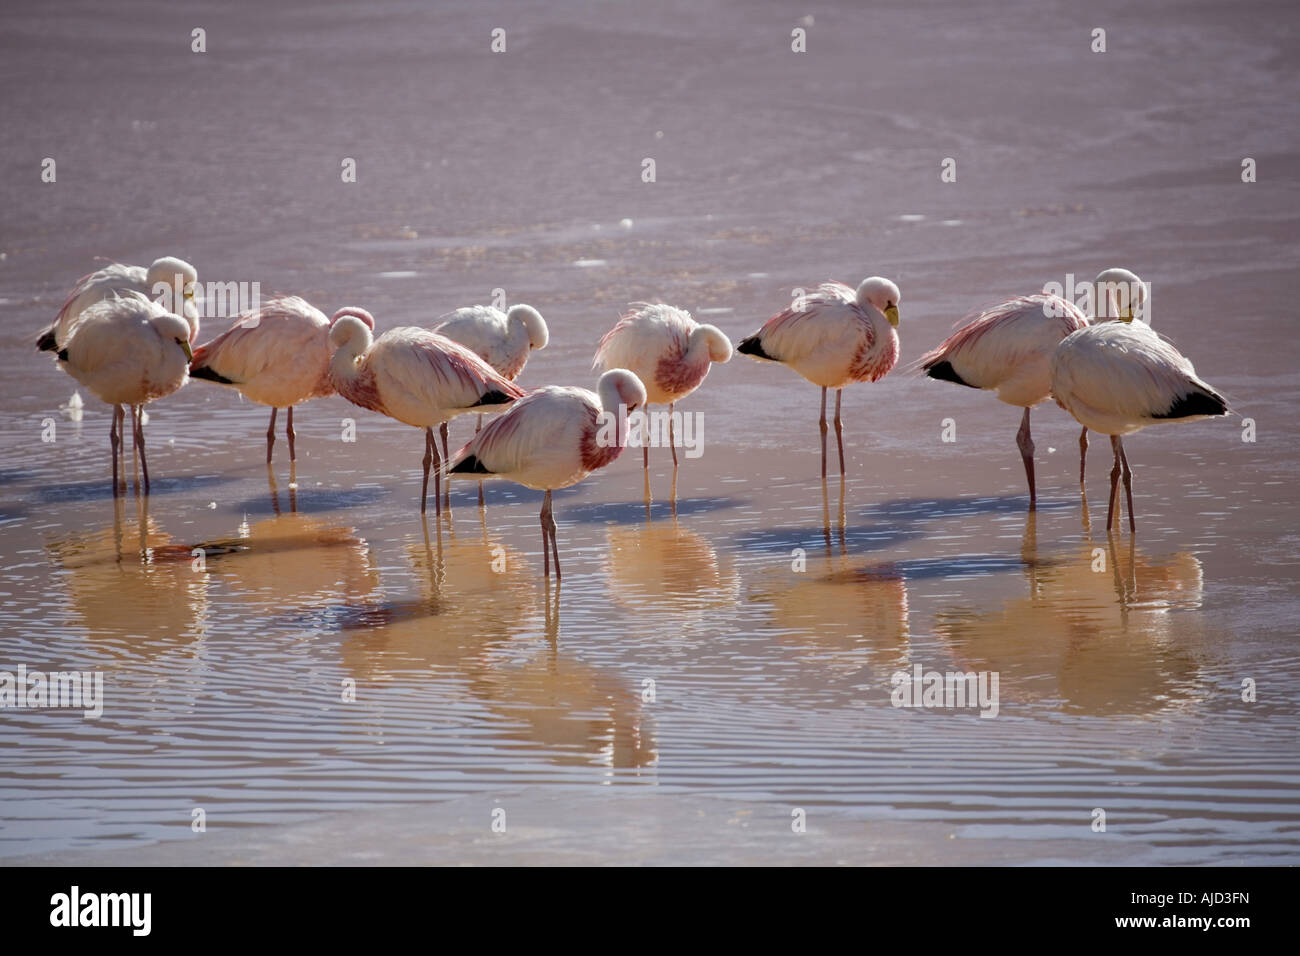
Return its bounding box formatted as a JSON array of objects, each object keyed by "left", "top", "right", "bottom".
[
  {"left": 884, "top": 304, "right": 900, "bottom": 327},
  {"left": 180, "top": 339, "right": 194, "bottom": 362}
]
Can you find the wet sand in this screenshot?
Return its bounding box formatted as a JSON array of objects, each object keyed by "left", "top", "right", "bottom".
[{"left": 2, "top": 0, "right": 1299, "bottom": 865}]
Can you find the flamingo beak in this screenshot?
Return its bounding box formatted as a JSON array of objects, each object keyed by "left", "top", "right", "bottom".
[
  {"left": 884, "top": 305, "right": 900, "bottom": 327},
  {"left": 180, "top": 339, "right": 194, "bottom": 362}
]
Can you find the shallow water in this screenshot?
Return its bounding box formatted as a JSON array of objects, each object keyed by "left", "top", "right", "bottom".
[{"left": 1, "top": 0, "right": 1299, "bottom": 863}]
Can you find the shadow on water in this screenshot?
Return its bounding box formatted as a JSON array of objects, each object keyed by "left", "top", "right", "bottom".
[{"left": 36, "top": 472, "right": 230, "bottom": 504}]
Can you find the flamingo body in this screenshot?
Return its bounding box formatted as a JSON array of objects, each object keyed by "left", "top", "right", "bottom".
[
  {"left": 191, "top": 297, "right": 372, "bottom": 408},
  {"left": 39, "top": 257, "right": 199, "bottom": 351},
  {"left": 448, "top": 369, "right": 647, "bottom": 576},
  {"left": 593, "top": 303, "right": 731, "bottom": 405},
  {"left": 329, "top": 317, "right": 525, "bottom": 512},
  {"left": 53, "top": 291, "right": 193, "bottom": 494},
  {"left": 1050, "top": 322, "right": 1227, "bottom": 436},
  {"left": 1050, "top": 321, "right": 1228, "bottom": 531},
  {"left": 738, "top": 276, "right": 900, "bottom": 477},
  {"left": 434, "top": 304, "right": 548, "bottom": 380},
  {"left": 738, "top": 280, "right": 899, "bottom": 389},
  {"left": 920, "top": 294, "right": 1088, "bottom": 408}
]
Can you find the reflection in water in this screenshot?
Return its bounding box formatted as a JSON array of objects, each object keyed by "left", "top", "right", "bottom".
[
  {"left": 199, "top": 511, "right": 379, "bottom": 606},
  {"left": 44, "top": 497, "right": 209, "bottom": 653},
  {"left": 605, "top": 519, "right": 740, "bottom": 613},
  {"left": 335, "top": 520, "right": 656, "bottom": 770},
  {"left": 750, "top": 551, "right": 910, "bottom": 669},
  {"left": 935, "top": 516, "right": 1209, "bottom": 714}
]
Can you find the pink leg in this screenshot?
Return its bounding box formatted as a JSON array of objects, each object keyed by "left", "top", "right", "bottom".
[
  {"left": 1016, "top": 406, "right": 1036, "bottom": 509},
  {"left": 267, "top": 407, "right": 277, "bottom": 464},
  {"left": 1106, "top": 436, "right": 1122, "bottom": 532},
  {"left": 818, "top": 387, "right": 828, "bottom": 479},
  {"left": 1118, "top": 437, "right": 1135, "bottom": 533},
  {"left": 833, "top": 390, "right": 845, "bottom": 477},
  {"left": 110, "top": 404, "right": 122, "bottom": 497},
  {"left": 421, "top": 428, "right": 433, "bottom": 514}
]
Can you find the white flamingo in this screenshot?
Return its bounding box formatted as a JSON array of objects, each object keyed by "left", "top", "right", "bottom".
[
  {"left": 328, "top": 316, "right": 525, "bottom": 514},
  {"left": 433, "top": 303, "right": 549, "bottom": 498},
  {"left": 738, "top": 277, "right": 901, "bottom": 477},
  {"left": 1050, "top": 321, "right": 1228, "bottom": 532},
  {"left": 52, "top": 291, "right": 193, "bottom": 495},
  {"left": 919, "top": 269, "right": 1148, "bottom": 502},
  {"left": 447, "top": 369, "right": 647, "bottom": 578},
  {"left": 919, "top": 294, "right": 1089, "bottom": 505},
  {"left": 189, "top": 296, "right": 375, "bottom": 463},
  {"left": 593, "top": 302, "right": 732, "bottom": 471},
  {"left": 37, "top": 256, "right": 199, "bottom": 352}
]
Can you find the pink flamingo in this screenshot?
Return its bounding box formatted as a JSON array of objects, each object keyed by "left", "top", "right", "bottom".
[
  {"left": 51, "top": 292, "right": 193, "bottom": 495},
  {"left": 37, "top": 257, "right": 200, "bottom": 353},
  {"left": 738, "top": 277, "right": 901, "bottom": 477},
  {"left": 433, "top": 303, "right": 549, "bottom": 500},
  {"left": 592, "top": 303, "right": 731, "bottom": 470},
  {"left": 189, "top": 296, "right": 375, "bottom": 463},
  {"left": 328, "top": 316, "right": 525, "bottom": 514},
  {"left": 447, "top": 369, "right": 647, "bottom": 578},
  {"left": 919, "top": 269, "right": 1148, "bottom": 503},
  {"left": 1050, "top": 321, "right": 1228, "bottom": 532},
  {"left": 918, "top": 293, "right": 1089, "bottom": 506}
]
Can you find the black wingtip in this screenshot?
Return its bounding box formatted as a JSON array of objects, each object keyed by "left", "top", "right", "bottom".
[
  {"left": 472, "top": 390, "right": 515, "bottom": 408},
  {"left": 36, "top": 328, "right": 58, "bottom": 352},
  {"left": 56, "top": 348, "right": 69, "bottom": 362},
  {"left": 737, "top": 335, "right": 773, "bottom": 360},
  {"left": 188, "top": 366, "right": 236, "bottom": 386},
  {"left": 923, "top": 359, "right": 977, "bottom": 389},
  {"left": 1154, "top": 389, "right": 1229, "bottom": 420},
  {"left": 449, "top": 455, "right": 492, "bottom": 475}
]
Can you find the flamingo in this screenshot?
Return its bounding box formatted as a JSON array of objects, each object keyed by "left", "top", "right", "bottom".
[
  {"left": 918, "top": 294, "right": 1089, "bottom": 506},
  {"left": 433, "top": 303, "right": 549, "bottom": 501},
  {"left": 189, "top": 296, "right": 375, "bottom": 463},
  {"left": 1049, "top": 320, "right": 1228, "bottom": 532},
  {"left": 51, "top": 291, "right": 193, "bottom": 495},
  {"left": 446, "top": 369, "right": 647, "bottom": 578},
  {"left": 918, "top": 269, "right": 1148, "bottom": 503},
  {"left": 737, "top": 277, "right": 900, "bottom": 477},
  {"left": 593, "top": 303, "right": 732, "bottom": 472},
  {"left": 328, "top": 316, "right": 525, "bottom": 514},
  {"left": 37, "top": 256, "right": 199, "bottom": 352}
]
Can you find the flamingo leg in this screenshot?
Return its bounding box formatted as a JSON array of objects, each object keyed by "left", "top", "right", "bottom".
[
  {"left": 475, "top": 415, "right": 484, "bottom": 508},
  {"left": 546, "top": 490, "right": 561, "bottom": 579},
  {"left": 1079, "top": 426, "right": 1089, "bottom": 487},
  {"left": 421, "top": 427, "right": 433, "bottom": 514},
  {"left": 540, "top": 489, "right": 552, "bottom": 577},
  {"left": 833, "top": 389, "right": 845, "bottom": 477},
  {"left": 266, "top": 407, "right": 277, "bottom": 464},
  {"left": 818, "top": 387, "right": 828, "bottom": 479},
  {"left": 438, "top": 421, "right": 450, "bottom": 510},
  {"left": 668, "top": 402, "right": 678, "bottom": 467},
  {"left": 1106, "top": 435, "right": 1122, "bottom": 532},
  {"left": 286, "top": 406, "right": 296, "bottom": 462},
  {"left": 1118, "top": 437, "right": 1135, "bottom": 533},
  {"left": 110, "top": 404, "right": 122, "bottom": 497},
  {"left": 133, "top": 405, "right": 150, "bottom": 494},
  {"left": 1016, "top": 406, "right": 1036, "bottom": 508}
]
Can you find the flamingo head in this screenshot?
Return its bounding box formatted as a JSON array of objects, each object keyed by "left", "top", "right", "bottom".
[
  {"left": 598, "top": 368, "right": 647, "bottom": 415},
  {"left": 331, "top": 307, "right": 376, "bottom": 330},
  {"left": 855, "top": 276, "right": 901, "bottom": 327},
  {"left": 152, "top": 310, "right": 194, "bottom": 363},
  {"left": 146, "top": 257, "right": 198, "bottom": 301},
  {"left": 1093, "top": 269, "right": 1148, "bottom": 324},
  {"left": 329, "top": 314, "right": 375, "bottom": 358},
  {"left": 508, "top": 304, "right": 549, "bottom": 350},
  {"left": 690, "top": 324, "right": 733, "bottom": 363}
]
